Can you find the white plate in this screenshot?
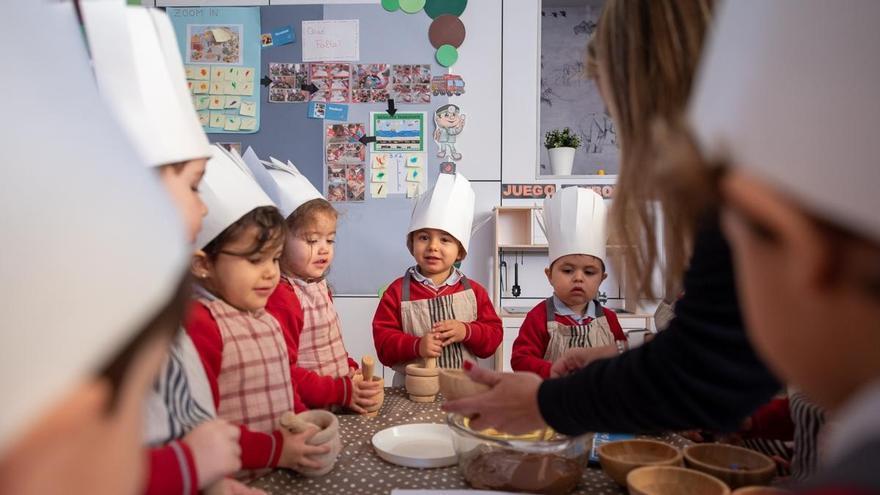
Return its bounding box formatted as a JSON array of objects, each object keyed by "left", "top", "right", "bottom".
[{"left": 371, "top": 423, "right": 458, "bottom": 468}]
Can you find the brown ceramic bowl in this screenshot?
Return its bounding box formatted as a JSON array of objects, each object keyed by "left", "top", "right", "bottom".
[
  {"left": 684, "top": 444, "right": 776, "bottom": 489},
  {"left": 732, "top": 487, "right": 791, "bottom": 494},
  {"left": 598, "top": 439, "right": 683, "bottom": 486},
  {"left": 438, "top": 368, "right": 490, "bottom": 401},
  {"left": 627, "top": 466, "right": 731, "bottom": 495}
]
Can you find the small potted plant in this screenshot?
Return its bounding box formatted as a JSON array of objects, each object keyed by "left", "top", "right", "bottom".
[{"left": 544, "top": 127, "right": 582, "bottom": 175}]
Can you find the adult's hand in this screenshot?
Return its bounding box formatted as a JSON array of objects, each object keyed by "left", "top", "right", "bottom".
[{"left": 441, "top": 361, "right": 547, "bottom": 434}]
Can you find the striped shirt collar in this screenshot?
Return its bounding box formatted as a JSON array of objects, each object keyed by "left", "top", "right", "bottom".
[
  {"left": 552, "top": 295, "right": 597, "bottom": 324},
  {"left": 408, "top": 265, "right": 462, "bottom": 290}
]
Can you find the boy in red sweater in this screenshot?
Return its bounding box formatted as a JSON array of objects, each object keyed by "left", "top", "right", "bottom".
[
  {"left": 372, "top": 172, "right": 503, "bottom": 385},
  {"left": 243, "top": 148, "right": 381, "bottom": 413},
  {"left": 186, "top": 148, "right": 332, "bottom": 477},
  {"left": 511, "top": 187, "right": 626, "bottom": 379}
]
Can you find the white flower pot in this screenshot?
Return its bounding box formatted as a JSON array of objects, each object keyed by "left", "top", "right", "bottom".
[{"left": 548, "top": 147, "right": 576, "bottom": 175}]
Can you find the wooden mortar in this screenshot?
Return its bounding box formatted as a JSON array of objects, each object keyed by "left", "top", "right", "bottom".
[
  {"left": 279, "top": 410, "right": 342, "bottom": 477},
  {"left": 405, "top": 358, "right": 439, "bottom": 402}
]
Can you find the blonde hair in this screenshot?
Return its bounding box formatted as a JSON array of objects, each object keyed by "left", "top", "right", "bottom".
[{"left": 589, "top": 0, "right": 715, "bottom": 300}]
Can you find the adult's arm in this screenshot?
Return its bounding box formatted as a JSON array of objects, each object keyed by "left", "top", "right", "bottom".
[{"left": 538, "top": 215, "right": 780, "bottom": 435}]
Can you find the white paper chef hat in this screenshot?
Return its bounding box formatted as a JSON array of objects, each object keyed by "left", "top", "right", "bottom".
[
  {"left": 408, "top": 172, "right": 476, "bottom": 255},
  {"left": 1, "top": 1, "right": 188, "bottom": 454},
  {"left": 81, "top": 1, "right": 210, "bottom": 167},
  {"left": 196, "top": 145, "right": 277, "bottom": 249},
  {"left": 689, "top": 0, "right": 880, "bottom": 242},
  {"left": 241, "top": 147, "right": 325, "bottom": 219},
  {"left": 543, "top": 187, "right": 608, "bottom": 266}
]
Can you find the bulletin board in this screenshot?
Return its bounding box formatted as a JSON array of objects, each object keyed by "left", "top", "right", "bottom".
[{"left": 171, "top": 3, "right": 455, "bottom": 295}]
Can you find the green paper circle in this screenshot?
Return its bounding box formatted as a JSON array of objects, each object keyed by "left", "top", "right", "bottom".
[
  {"left": 436, "top": 44, "right": 459, "bottom": 67},
  {"left": 381, "top": 0, "right": 400, "bottom": 12},
  {"left": 399, "top": 0, "right": 426, "bottom": 14},
  {"left": 425, "top": 0, "right": 467, "bottom": 19}
]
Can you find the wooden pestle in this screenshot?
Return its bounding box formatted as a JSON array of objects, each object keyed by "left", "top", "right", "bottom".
[
  {"left": 425, "top": 357, "right": 436, "bottom": 369},
  {"left": 280, "top": 411, "right": 319, "bottom": 434},
  {"left": 362, "top": 355, "right": 375, "bottom": 381}
]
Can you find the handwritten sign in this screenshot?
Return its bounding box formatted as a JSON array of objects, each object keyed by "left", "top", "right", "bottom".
[{"left": 302, "top": 20, "right": 359, "bottom": 62}]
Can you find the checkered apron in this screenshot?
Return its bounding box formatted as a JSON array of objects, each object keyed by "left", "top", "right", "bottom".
[
  {"left": 543, "top": 297, "right": 617, "bottom": 362},
  {"left": 392, "top": 271, "right": 478, "bottom": 386},
  {"left": 287, "top": 277, "right": 352, "bottom": 379},
  {"left": 199, "top": 297, "right": 294, "bottom": 434}
]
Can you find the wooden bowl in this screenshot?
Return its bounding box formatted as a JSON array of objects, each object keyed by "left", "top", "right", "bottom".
[
  {"left": 627, "top": 466, "right": 731, "bottom": 495},
  {"left": 684, "top": 444, "right": 776, "bottom": 489},
  {"left": 405, "top": 363, "right": 439, "bottom": 401},
  {"left": 732, "top": 487, "right": 791, "bottom": 494},
  {"left": 597, "top": 439, "right": 683, "bottom": 486},
  {"left": 438, "top": 368, "right": 489, "bottom": 401}
]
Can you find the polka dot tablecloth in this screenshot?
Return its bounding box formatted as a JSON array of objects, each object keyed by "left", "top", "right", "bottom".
[{"left": 249, "top": 388, "right": 691, "bottom": 494}]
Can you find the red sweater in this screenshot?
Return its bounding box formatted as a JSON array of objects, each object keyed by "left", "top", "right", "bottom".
[
  {"left": 265, "top": 282, "right": 357, "bottom": 409},
  {"left": 511, "top": 300, "right": 626, "bottom": 379},
  {"left": 185, "top": 301, "right": 305, "bottom": 470},
  {"left": 372, "top": 275, "right": 503, "bottom": 368},
  {"left": 744, "top": 397, "right": 794, "bottom": 441},
  {"left": 145, "top": 441, "right": 199, "bottom": 495}
]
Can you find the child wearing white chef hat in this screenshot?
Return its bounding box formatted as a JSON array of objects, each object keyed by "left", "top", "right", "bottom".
[
  {"left": 673, "top": 0, "right": 880, "bottom": 491},
  {"left": 510, "top": 186, "right": 627, "bottom": 379},
  {"left": 372, "top": 172, "right": 503, "bottom": 385},
  {"left": 81, "top": 4, "right": 257, "bottom": 493},
  {"left": 0, "top": 2, "right": 190, "bottom": 494},
  {"left": 186, "top": 146, "right": 333, "bottom": 477},
  {"left": 242, "top": 148, "right": 382, "bottom": 415}
]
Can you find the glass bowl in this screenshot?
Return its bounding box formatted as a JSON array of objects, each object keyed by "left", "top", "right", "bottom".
[{"left": 447, "top": 413, "right": 590, "bottom": 495}]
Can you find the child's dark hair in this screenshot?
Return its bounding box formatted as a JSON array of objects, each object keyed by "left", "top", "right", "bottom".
[
  {"left": 286, "top": 198, "right": 338, "bottom": 234},
  {"left": 203, "top": 206, "right": 287, "bottom": 259}
]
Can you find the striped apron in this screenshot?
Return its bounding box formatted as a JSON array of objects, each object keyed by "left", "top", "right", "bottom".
[
  {"left": 199, "top": 297, "right": 295, "bottom": 435},
  {"left": 542, "top": 297, "right": 617, "bottom": 363},
  {"left": 392, "top": 271, "right": 478, "bottom": 386},
  {"left": 287, "top": 276, "right": 351, "bottom": 379}
]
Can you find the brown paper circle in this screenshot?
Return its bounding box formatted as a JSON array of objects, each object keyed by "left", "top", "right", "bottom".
[{"left": 428, "top": 15, "right": 466, "bottom": 49}]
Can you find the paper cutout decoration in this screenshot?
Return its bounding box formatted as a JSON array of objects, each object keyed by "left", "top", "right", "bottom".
[
  {"left": 424, "top": 0, "right": 467, "bottom": 18},
  {"left": 436, "top": 44, "right": 459, "bottom": 67},
  {"left": 399, "top": 0, "right": 426, "bottom": 14},
  {"left": 381, "top": 0, "right": 400, "bottom": 12},
  {"left": 430, "top": 74, "right": 465, "bottom": 96},
  {"left": 429, "top": 15, "right": 466, "bottom": 49},
  {"left": 434, "top": 104, "right": 465, "bottom": 161}
]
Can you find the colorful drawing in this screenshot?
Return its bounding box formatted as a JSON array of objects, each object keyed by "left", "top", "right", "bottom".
[
  {"left": 433, "top": 104, "right": 465, "bottom": 161},
  {"left": 372, "top": 112, "right": 426, "bottom": 152},
  {"left": 187, "top": 24, "right": 242, "bottom": 64}
]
